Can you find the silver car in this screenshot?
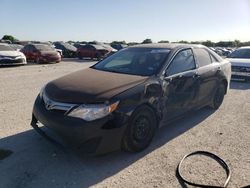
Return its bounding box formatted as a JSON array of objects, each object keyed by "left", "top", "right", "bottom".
[{"left": 227, "top": 46, "right": 250, "bottom": 81}]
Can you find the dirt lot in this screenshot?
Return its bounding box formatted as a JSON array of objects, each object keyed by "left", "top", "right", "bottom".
[{"left": 0, "top": 59, "right": 250, "bottom": 188}]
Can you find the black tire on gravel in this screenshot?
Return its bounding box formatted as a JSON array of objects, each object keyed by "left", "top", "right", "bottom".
[
  {"left": 122, "top": 105, "right": 157, "bottom": 152},
  {"left": 35, "top": 57, "right": 40, "bottom": 64},
  {"left": 210, "top": 83, "right": 226, "bottom": 109}
]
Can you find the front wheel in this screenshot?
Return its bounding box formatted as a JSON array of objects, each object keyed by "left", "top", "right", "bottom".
[
  {"left": 122, "top": 106, "right": 157, "bottom": 152},
  {"left": 210, "top": 83, "right": 225, "bottom": 109},
  {"left": 35, "top": 57, "right": 40, "bottom": 64}
]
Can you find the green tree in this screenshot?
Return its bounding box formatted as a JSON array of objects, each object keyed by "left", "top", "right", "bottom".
[
  {"left": 233, "top": 40, "right": 241, "bottom": 47},
  {"left": 201, "top": 40, "right": 214, "bottom": 47},
  {"left": 142, "top": 39, "right": 152, "bottom": 44},
  {"left": 111, "top": 41, "right": 126, "bottom": 45},
  {"left": 158, "top": 40, "right": 169, "bottom": 43},
  {"left": 2, "top": 35, "right": 18, "bottom": 43},
  {"left": 178, "top": 40, "right": 189, "bottom": 44}
]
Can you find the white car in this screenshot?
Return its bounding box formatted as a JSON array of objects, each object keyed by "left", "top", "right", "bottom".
[
  {"left": 227, "top": 46, "right": 250, "bottom": 81},
  {"left": 0, "top": 43, "right": 27, "bottom": 66}
]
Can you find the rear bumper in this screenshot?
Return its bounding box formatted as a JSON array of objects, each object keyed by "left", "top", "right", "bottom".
[{"left": 31, "top": 96, "right": 127, "bottom": 155}]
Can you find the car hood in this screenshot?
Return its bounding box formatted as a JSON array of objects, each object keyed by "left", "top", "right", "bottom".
[
  {"left": 45, "top": 68, "right": 148, "bottom": 104},
  {"left": 0, "top": 50, "right": 24, "bottom": 57},
  {"left": 227, "top": 58, "right": 250, "bottom": 67}
]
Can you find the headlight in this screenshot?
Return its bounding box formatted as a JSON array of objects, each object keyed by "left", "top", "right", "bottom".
[{"left": 67, "top": 101, "right": 119, "bottom": 121}]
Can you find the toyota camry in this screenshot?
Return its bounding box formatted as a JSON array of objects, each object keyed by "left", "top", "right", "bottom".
[{"left": 31, "top": 43, "right": 231, "bottom": 155}]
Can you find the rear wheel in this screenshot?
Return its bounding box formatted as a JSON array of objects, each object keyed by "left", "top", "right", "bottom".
[
  {"left": 210, "top": 83, "right": 226, "bottom": 109},
  {"left": 122, "top": 106, "right": 157, "bottom": 152}
]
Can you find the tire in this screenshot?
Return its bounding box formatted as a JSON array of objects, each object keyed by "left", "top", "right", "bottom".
[
  {"left": 96, "top": 53, "right": 101, "bottom": 61},
  {"left": 210, "top": 83, "right": 226, "bottom": 109},
  {"left": 122, "top": 106, "right": 157, "bottom": 152},
  {"left": 35, "top": 57, "right": 40, "bottom": 64},
  {"left": 78, "top": 53, "right": 83, "bottom": 60}
]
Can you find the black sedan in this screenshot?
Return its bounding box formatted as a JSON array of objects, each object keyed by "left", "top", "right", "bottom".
[
  {"left": 53, "top": 42, "right": 77, "bottom": 58},
  {"left": 31, "top": 43, "right": 231, "bottom": 155}
]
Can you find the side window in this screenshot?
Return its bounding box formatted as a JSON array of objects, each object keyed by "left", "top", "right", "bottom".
[
  {"left": 194, "top": 48, "right": 212, "bottom": 67},
  {"left": 167, "top": 49, "right": 196, "bottom": 75},
  {"left": 30, "top": 45, "right": 36, "bottom": 51},
  {"left": 25, "top": 45, "right": 31, "bottom": 50}
]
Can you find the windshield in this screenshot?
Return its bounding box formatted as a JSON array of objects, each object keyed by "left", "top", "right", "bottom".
[
  {"left": 228, "top": 48, "right": 250, "bottom": 59},
  {"left": 35, "top": 45, "right": 54, "bottom": 51},
  {"left": 92, "top": 48, "right": 170, "bottom": 76},
  {"left": 0, "top": 44, "right": 15, "bottom": 51}
]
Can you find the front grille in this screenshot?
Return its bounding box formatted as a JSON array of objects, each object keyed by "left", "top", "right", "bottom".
[
  {"left": 231, "top": 66, "right": 250, "bottom": 73},
  {"left": 42, "top": 93, "right": 76, "bottom": 115},
  {"left": 0, "top": 58, "right": 24, "bottom": 64}
]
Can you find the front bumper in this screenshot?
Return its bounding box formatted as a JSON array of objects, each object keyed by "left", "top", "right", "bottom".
[
  {"left": 231, "top": 72, "right": 250, "bottom": 81},
  {"left": 31, "top": 96, "right": 127, "bottom": 155},
  {"left": 0, "top": 58, "right": 26, "bottom": 65},
  {"left": 231, "top": 66, "right": 250, "bottom": 81},
  {"left": 39, "top": 56, "right": 61, "bottom": 63}
]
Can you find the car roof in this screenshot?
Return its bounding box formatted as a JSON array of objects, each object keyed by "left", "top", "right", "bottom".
[
  {"left": 238, "top": 46, "right": 250, "bottom": 49},
  {"left": 130, "top": 43, "right": 206, "bottom": 50},
  {"left": 88, "top": 44, "right": 106, "bottom": 50}
]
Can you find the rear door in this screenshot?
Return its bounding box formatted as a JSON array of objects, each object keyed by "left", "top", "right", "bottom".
[
  {"left": 161, "top": 48, "right": 200, "bottom": 122},
  {"left": 193, "top": 48, "right": 221, "bottom": 105}
]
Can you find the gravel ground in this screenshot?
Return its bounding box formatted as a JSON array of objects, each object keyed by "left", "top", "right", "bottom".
[{"left": 0, "top": 59, "right": 250, "bottom": 188}]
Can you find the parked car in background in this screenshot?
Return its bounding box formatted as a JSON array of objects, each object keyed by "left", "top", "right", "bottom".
[
  {"left": 31, "top": 43, "right": 231, "bottom": 155},
  {"left": 0, "top": 43, "right": 26, "bottom": 66},
  {"left": 227, "top": 46, "right": 250, "bottom": 81},
  {"left": 21, "top": 44, "right": 61, "bottom": 64},
  {"left": 111, "top": 43, "right": 128, "bottom": 51},
  {"left": 214, "top": 47, "right": 231, "bottom": 57},
  {"left": 76, "top": 44, "right": 110, "bottom": 60},
  {"left": 88, "top": 41, "right": 117, "bottom": 53},
  {"left": 54, "top": 42, "right": 77, "bottom": 58},
  {"left": 9, "top": 44, "right": 24, "bottom": 51}
]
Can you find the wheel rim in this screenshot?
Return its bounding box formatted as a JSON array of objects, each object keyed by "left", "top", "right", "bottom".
[{"left": 133, "top": 116, "right": 150, "bottom": 142}]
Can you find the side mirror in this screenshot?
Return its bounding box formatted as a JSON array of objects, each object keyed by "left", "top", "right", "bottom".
[{"left": 164, "top": 71, "right": 169, "bottom": 77}]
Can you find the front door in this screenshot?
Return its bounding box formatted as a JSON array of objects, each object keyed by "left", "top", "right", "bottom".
[{"left": 160, "top": 48, "right": 200, "bottom": 125}]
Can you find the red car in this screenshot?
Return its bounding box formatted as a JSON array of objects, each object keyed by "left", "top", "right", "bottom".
[
  {"left": 76, "top": 44, "right": 110, "bottom": 60},
  {"left": 21, "top": 44, "right": 61, "bottom": 63}
]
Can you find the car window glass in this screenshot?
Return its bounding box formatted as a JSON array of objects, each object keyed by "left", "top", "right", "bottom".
[
  {"left": 167, "top": 49, "right": 196, "bottom": 75},
  {"left": 25, "top": 45, "right": 31, "bottom": 51},
  {"left": 228, "top": 48, "right": 250, "bottom": 58},
  {"left": 104, "top": 52, "right": 133, "bottom": 68},
  {"left": 30, "top": 46, "right": 35, "bottom": 51},
  {"left": 194, "top": 48, "right": 212, "bottom": 67},
  {"left": 93, "top": 48, "right": 170, "bottom": 76},
  {"left": 210, "top": 54, "right": 217, "bottom": 62}
]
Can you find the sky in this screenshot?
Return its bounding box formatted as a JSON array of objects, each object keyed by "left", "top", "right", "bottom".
[{"left": 0, "top": 0, "right": 250, "bottom": 43}]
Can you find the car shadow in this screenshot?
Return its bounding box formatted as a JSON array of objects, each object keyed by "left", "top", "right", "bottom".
[
  {"left": 230, "top": 81, "right": 250, "bottom": 90},
  {"left": 0, "top": 107, "right": 214, "bottom": 188}
]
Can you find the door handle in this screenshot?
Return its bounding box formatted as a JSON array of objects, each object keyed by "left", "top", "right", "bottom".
[{"left": 164, "top": 77, "right": 173, "bottom": 82}]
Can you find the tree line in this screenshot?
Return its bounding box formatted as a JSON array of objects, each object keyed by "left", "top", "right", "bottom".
[{"left": 2, "top": 35, "right": 250, "bottom": 48}]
